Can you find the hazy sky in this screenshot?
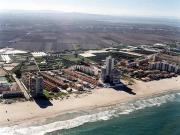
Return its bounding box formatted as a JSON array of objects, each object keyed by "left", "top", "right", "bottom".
[{"left": 0, "top": 0, "right": 179, "bottom": 18}]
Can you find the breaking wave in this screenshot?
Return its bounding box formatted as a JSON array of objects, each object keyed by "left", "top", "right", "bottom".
[{"left": 0, "top": 92, "right": 180, "bottom": 135}]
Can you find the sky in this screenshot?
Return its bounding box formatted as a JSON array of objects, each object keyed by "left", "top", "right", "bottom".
[{"left": 0, "top": 0, "right": 179, "bottom": 18}]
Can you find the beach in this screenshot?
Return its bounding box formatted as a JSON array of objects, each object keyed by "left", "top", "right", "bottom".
[{"left": 0, "top": 76, "right": 180, "bottom": 127}]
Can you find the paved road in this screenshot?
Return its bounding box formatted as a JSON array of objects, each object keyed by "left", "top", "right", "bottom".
[
  {"left": 32, "top": 57, "right": 40, "bottom": 72},
  {"left": 12, "top": 74, "right": 31, "bottom": 100}
]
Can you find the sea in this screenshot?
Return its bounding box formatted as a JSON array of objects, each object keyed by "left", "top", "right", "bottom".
[{"left": 1, "top": 90, "right": 180, "bottom": 135}]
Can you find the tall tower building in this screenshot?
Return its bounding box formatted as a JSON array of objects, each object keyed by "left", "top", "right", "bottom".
[
  {"left": 101, "top": 56, "right": 120, "bottom": 84},
  {"left": 30, "top": 76, "right": 44, "bottom": 97},
  {"left": 105, "top": 56, "right": 114, "bottom": 77},
  {"left": 153, "top": 54, "right": 156, "bottom": 62}
]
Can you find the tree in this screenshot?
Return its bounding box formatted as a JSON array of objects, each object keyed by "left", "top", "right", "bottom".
[
  {"left": 73, "top": 44, "right": 80, "bottom": 58},
  {"left": 14, "top": 69, "right": 22, "bottom": 79}
]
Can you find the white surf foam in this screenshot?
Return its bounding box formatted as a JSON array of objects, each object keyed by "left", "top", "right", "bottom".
[{"left": 0, "top": 92, "right": 179, "bottom": 135}]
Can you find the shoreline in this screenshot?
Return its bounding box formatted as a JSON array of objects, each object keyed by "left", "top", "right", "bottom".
[{"left": 0, "top": 76, "right": 180, "bottom": 127}]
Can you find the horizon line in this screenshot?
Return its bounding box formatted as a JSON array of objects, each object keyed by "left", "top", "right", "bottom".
[{"left": 0, "top": 9, "right": 180, "bottom": 20}]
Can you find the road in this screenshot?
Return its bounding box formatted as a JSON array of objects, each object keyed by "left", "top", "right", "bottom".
[
  {"left": 12, "top": 74, "right": 31, "bottom": 100},
  {"left": 32, "top": 57, "right": 40, "bottom": 72}
]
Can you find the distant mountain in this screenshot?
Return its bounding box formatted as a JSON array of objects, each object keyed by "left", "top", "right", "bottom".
[{"left": 1, "top": 10, "right": 179, "bottom": 26}]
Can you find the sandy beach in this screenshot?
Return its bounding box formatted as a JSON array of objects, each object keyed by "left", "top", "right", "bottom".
[{"left": 0, "top": 76, "right": 180, "bottom": 126}]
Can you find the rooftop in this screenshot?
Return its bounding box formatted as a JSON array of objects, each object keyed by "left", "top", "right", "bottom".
[
  {"left": 79, "top": 49, "right": 108, "bottom": 58},
  {"left": 31, "top": 52, "right": 47, "bottom": 57},
  {"left": 0, "top": 48, "right": 27, "bottom": 55}
]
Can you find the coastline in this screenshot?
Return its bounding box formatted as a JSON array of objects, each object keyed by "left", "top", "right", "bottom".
[{"left": 0, "top": 76, "right": 180, "bottom": 127}]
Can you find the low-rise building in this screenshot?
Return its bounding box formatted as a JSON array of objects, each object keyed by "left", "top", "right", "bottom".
[
  {"left": 71, "top": 65, "right": 97, "bottom": 76},
  {"left": 0, "top": 83, "right": 10, "bottom": 94},
  {"left": 2, "top": 91, "right": 24, "bottom": 99},
  {"left": 149, "top": 61, "right": 180, "bottom": 74}
]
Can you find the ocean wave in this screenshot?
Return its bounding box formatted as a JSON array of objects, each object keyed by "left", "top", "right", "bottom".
[{"left": 0, "top": 92, "right": 179, "bottom": 135}]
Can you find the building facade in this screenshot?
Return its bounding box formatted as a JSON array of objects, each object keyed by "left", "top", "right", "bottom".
[
  {"left": 22, "top": 73, "right": 44, "bottom": 97},
  {"left": 101, "top": 56, "right": 120, "bottom": 84},
  {"left": 149, "top": 61, "right": 180, "bottom": 74},
  {"left": 30, "top": 76, "right": 44, "bottom": 97}
]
